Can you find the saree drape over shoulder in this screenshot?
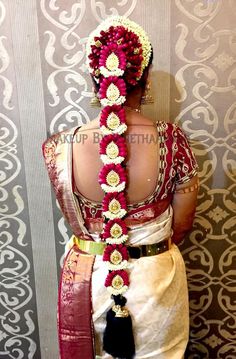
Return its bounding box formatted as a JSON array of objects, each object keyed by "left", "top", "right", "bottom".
[{"left": 42, "top": 123, "right": 198, "bottom": 359}]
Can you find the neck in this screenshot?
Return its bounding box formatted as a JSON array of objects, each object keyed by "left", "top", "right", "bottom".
[
  {"left": 124, "top": 86, "right": 143, "bottom": 111},
  {"left": 124, "top": 105, "right": 141, "bottom": 113}
]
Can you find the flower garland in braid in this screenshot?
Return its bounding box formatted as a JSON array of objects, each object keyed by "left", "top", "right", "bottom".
[{"left": 87, "top": 16, "right": 152, "bottom": 358}]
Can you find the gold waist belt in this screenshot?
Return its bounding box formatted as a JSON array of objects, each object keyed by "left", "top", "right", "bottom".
[{"left": 72, "top": 236, "right": 172, "bottom": 258}]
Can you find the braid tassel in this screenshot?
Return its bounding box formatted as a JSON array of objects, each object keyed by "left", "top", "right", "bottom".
[{"left": 103, "top": 295, "right": 135, "bottom": 358}]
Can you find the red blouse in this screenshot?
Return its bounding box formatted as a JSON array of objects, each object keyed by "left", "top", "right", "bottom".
[{"left": 73, "top": 122, "right": 198, "bottom": 231}]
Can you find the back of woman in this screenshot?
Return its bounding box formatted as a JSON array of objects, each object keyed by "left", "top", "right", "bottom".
[
  {"left": 73, "top": 113, "right": 160, "bottom": 206},
  {"left": 42, "top": 16, "right": 199, "bottom": 359}
]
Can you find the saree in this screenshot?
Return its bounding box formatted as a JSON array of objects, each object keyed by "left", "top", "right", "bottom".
[
  {"left": 92, "top": 207, "right": 189, "bottom": 359},
  {"left": 42, "top": 126, "right": 189, "bottom": 359}
]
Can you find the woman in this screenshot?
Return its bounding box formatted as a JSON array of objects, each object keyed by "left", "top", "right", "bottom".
[{"left": 42, "top": 16, "right": 198, "bottom": 359}]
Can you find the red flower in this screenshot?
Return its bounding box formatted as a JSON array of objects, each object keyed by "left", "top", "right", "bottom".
[
  {"left": 103, "top": 218, "right": 128, "bottom": 239},
  {"left": 99, "top": 163, "right": 126, "bottom": 186},
  {"left": 99, "top": 44, "right": 126, "bottom": 75},
  {"left": 102, "top": 192, "right": 127, "bottom": 212},
  {"left": 99, "top": 77, "right": 126, "bottom": 105},
  {"left": 103, "top": 244, "right": 129, "bottom": 262},
  {"left": 99, "top": 134, "right": 127, "bottom": 157},
  {"left": 105, "top": 269, "right": 129, "bottom": 288},
  {"left": 100, "top": 105, "right": 126, "bottom": 128},
  {"left": 88, "top": 24, "right": 144, "bottom": 86}
]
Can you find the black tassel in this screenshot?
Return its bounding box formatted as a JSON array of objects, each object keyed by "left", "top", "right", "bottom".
[{"left": 103, "top": 295, "right": 135, "bottom": 359}]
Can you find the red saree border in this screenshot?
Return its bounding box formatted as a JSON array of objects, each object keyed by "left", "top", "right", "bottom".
[{"left": 58, "top": 245, "right": 95, "bottom": 359}]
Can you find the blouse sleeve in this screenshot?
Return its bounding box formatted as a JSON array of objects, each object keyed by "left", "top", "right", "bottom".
[{"left": 174, "top": 125, "right": 198, "bottom": 185}]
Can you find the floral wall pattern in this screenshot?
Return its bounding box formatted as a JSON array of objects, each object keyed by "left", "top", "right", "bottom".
[{"left": 0, "top": 1, "right": 235, "bottom": 358}]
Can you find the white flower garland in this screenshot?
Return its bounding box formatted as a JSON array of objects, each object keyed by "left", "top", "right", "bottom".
[
  {"left": 103, "top": 209, "right": 127, "bottom": 220},
  {"left": 100, "top": 95, "right": 126, "bottom": 107},
  {"left": 107, "top": 260, "right": 128, "bottom": 271},
  {"left": 100, "top": 154, "right": 125, "bottom": 165},
  {"left": 100, "top": 124, "right": 127, "bottom": 136},
  {"left": 100, "top": 66, "right": 125, "bottom": 78},
  {"left": 101, "top": 182, "right": 126, "bottom": 193},
  {"left": 105, "top": 234, "right": 129, "bottom": 244},
  {"left": 107, "top": 285, "right": 128, "bottom": 296}
]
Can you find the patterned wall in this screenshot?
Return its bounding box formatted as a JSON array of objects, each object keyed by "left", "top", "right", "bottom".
[
  {"left": 171, "top": 2, "right": 236, "bottom": 358},
  {"left": 0, "top": 1, "right": 41, "bottom": 358},
  {"left": 0, "top": 1, "right": 235, "bottom": 358}
]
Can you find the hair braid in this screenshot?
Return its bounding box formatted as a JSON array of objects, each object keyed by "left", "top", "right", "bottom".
[{"left": 87, "top": 16, "right": 152, "bottom": 358}]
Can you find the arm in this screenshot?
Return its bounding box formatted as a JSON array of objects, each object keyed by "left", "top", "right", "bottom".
[{"left": 171, "top": 175, "right": 199, "bottom": 244}]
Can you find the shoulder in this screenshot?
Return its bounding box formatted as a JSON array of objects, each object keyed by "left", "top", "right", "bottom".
[
  {"left": 75, "top": 117, "right": 100, "bottom": 132},
  {"left": 42, "top": 126, "right": 79, "bottom": 160},
  {"left": 156, "top": 121, "right": 185, "bottom": 135},
  {"left": 156, "top": 121, "right": 192, "bottom": 146}
]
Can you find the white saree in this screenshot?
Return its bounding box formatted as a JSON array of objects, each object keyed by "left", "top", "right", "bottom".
[{"left": 91, "top": 206, "right": 189, "bottom": 359}]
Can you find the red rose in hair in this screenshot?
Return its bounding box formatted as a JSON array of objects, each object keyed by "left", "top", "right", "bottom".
[
  {"left": 103, "top": 218, "right": 128, "bottom": 239},
  {"left": 99, "top": 134, "right": 127, "bottom": 157},
  {"left": 99, "top": 44, "right": 126, "bottom": 77},
  {"left": 105, "top": 269, "right": 129, "bottom": 288},
  {"left": 100, "top": 105, "right": 125, "bottom": 126},
  {"left": 99, "top": 76, "right": 126, "bottom": 106},
  {"left": 102, "top": 192, "right": 127, "bottom": 219},
  {"left": 99, "top": 164, "right": 126, "bottom": 193},
  {"left": 103, "top": 244, "right": 129, "bottom": 262}
]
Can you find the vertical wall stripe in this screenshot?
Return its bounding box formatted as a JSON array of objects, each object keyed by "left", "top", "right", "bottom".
[
  {"left": 132, "top": 0, "right": 171, "bottom": 122},
  {"left": 0, "top": 0, "right": 41, "bottom": 357},
  {"left": 8, "top": 1, "right": 58, "bottom": 358}
]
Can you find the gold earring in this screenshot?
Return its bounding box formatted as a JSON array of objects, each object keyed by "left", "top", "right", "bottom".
[
  {"left": 90, "top": 92, "right": 101, "bottom": 107},
  {"left": 141, "top": 81, "right": 154, "bottom": 105}
]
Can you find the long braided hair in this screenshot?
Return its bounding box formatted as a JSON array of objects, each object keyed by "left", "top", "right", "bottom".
[{"left": 86, "top": 16, "right": 152, "bottom": 358}]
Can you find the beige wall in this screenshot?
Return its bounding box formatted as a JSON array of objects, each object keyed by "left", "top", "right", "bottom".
[{"left": 1, "top": 1, "right": 235, "bottom": 358}]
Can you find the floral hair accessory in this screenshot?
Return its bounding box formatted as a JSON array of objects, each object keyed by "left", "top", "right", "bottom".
[
  {"left": 99, "top": 44, "right": 126, "bottom": 78},
  {"left": 103, "top": 244, "right": 129, "bottom": 270},
  {"left": 102, "top": 192, "right": 127, "bottom": 219},
  {"left": 99, "top": 76, "right": 126, "bottom": 106},
  {"left": 100, "top": 134, "right": 127, "bottom": 164},
  {"left": 105, "top": 269, "right": 129, "bottom": 295},
  {"left": 103, "top": 218, "right": 128, "bottom": 244},
  {"left": 87, "top": 15, "right": 152, "bottom": 358},
  {"left": 86, "top": 16, "right": 152, "bottom": 83},
  {"left": 100, "top": 105, "right": 127, "bottom": 135},
  {"left": 99, "top": 163, "right": 126, "bottom": 193}
]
